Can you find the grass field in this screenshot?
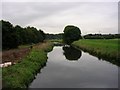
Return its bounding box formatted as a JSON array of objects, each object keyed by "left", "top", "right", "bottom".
[
  {"left": 48, "top": 39, "right": 63, "bottom": 43},
  {"left": 72, "top": 39, "right": 120, "bottom": 66},
  {"left": 2, "top": 41, "right": 53, "bottom": 88}
]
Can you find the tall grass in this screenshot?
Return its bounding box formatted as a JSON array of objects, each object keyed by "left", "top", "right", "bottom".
[
  {"left": 2, "top": 41, "right": 53, "bottom": 88},
  {"left": 48, "top": 39, "right": 63, "bottom": 43},
  {"left": 72, "top": 39, "right": 120, "bottom": 66}
]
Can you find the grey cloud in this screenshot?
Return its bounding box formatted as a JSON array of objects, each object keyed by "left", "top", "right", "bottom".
[
  {"left": 2, "top": 2, "right": 118, "bottom": 34},
  {"left": 2, "top": 2, "right": 81, "bottom": 26}
]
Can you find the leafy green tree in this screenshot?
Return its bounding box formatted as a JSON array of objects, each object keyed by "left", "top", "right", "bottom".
[
  {"left": 14, "top": 25, "right": 25, "bottom": 44},
  {"left": 45, "top": 33, "right": 63, "bottom": 40},
  {"left": 39, "top": 30, "right": 45, "bottom": 42},
  {"left": 2, "top": 20, "right": 19, "bottom": 49},
  {"left": 63, "top": 25, "right": 81, "bottom": 45},
  {"left": 1, "top": 20, "right": 46, "bottom": 50}
]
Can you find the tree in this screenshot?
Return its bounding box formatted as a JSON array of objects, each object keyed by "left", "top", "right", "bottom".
[
  {"left": 63, "top": 25, "right": 81, "bottom": 45},
  {"left": 2, "top": 20, "right": 19, "bottom": 49},
  {"left": 1, "top": 20, "right": 46, "bottom": 50},
  {"left": 39, "top": 30, "right": 46, "bottom": 42},
  {"left": 14, "top": 25, "right": 24, "bottom": 45},
  {"left": 45, "top": 33, "right": 63, "bottom": 40}
]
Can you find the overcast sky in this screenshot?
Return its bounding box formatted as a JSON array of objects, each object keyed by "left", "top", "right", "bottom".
[{"left": 1, "top": 0, "right": 119, "bottom": 34}]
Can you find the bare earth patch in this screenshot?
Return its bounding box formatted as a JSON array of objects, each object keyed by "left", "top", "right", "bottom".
[{"left": 2, "top": 48, "right": 31, "bottom": 64}]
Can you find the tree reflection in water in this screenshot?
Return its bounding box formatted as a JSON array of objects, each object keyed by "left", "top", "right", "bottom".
[{"left": 63, "top": 46, "right": 82, "bottom": 61}]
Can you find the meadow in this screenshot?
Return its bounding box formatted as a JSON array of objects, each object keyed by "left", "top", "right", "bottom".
[{"left": 72, "top": 39, "right": 120, "bottom": 66}]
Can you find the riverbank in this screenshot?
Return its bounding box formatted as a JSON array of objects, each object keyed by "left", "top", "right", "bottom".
[
  {"left": 72, "top": 39, "right": 120, "bottom": 66},
  {"left": 48, "top": 39, "right": 62, "bottom": 43},
  {"left": 2, "top": 41, "right": 53, "bottom": 88},
  {"left": 2, "top": 48, "right": 30, "bottom": 65}
]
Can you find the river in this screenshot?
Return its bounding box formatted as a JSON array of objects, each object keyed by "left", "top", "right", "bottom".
[{"left": 29, "top": 46, "right": 118, "bottom": 88}]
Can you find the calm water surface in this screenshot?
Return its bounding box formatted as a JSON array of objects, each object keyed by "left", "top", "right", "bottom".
[{"left": 29, "top": 46, "right": 118, "bottom": 88}]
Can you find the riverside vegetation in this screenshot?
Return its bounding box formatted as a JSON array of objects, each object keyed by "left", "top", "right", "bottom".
[
  {"left": 2, "top": 41, "right": 53, "bottom": 88},
  {"left": 72, "top": 39, "right": 120, "bottom": 66},
  {"left": 2, "top": 20, "right": 120, "bottom": 88}
]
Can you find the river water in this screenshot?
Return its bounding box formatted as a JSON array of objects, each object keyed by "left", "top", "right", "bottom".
[{"left": 29, "top": 46, "right": 118, "bottom": 88}]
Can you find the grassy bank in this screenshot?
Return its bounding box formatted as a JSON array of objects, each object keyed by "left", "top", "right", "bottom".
[
  {"left": 2, "top": 41, "right": 53, "bottom": 88},
  {"left": 48, "top": 39, "right": 62, "bottom": 43},
  {"left": 72, "top": 39, "right": 120, "bottom": 66}
]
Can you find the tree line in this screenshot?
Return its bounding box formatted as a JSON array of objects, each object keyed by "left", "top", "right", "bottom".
[
  {"left": 83, "top": 34, "right": 120, "bottom": 39},
  {"left": 1, "top": 20, "right": 120, "bottom": 49},
  {"left": 1, "top": 20, "right": 45, "bottom": 50},
  {"left": 46, "top": 33, "right": 63, "bottom": 40}
]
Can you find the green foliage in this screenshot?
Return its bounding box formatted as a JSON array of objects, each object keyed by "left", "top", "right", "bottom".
[
  {"left": 84, "top": 34, "right": 120, "bottom": 39},
  {"left": 49, "top": 39, "right": 63, "bottom": 43},
  {"left": 2, "top": 42, "right": 53, "bottom": 88},
  {"left": 46, "top": 33, "right": 63, "bottom": 40},
  {"left": 1, "top": 20, "right": 45, "bottom": 50},
  {"left": 63, "top": 25, "right": 81, "bottom": 45},
  {"left": 72, "top": 39, "right": 120, "bottom": 66},
  {"left": 2, "top": 20, "right": 19, "bottom": 49}
]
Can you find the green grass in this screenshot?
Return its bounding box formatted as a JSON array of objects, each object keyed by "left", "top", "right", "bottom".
[
  {"left": 72, "top": 39, "right": 120, "bottom": 66},
  {"left": 2, "top": 42, "right": 53, "bottom": 88},
  {"left": 48, "top": 39, "right": 63, "bottom": 43},
  {"left": 18, "top": 44, "right": 31, "bottom": 49}
]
